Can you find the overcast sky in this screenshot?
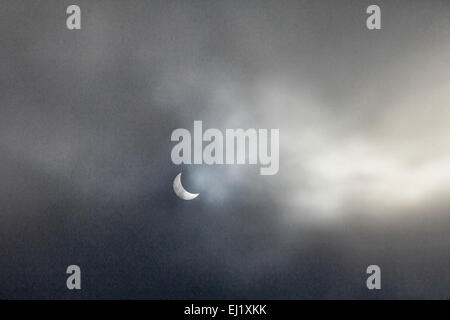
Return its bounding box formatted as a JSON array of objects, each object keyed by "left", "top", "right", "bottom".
[{"left": 0, "top": 0, "right": 449, "bottom": 298}]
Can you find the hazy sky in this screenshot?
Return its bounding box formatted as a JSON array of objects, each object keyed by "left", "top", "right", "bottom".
[{"left": 0, "top": 0, "right": 449, "bottom": 299}]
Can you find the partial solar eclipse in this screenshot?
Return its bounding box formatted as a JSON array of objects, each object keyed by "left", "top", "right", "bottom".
[{"left": 173, "top": 173, "right": 199, "bottom": 200}]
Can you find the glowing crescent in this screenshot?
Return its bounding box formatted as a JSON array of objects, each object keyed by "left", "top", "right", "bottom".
[{"left": 173, "top": 173, "right": 199, "bottom": 200}]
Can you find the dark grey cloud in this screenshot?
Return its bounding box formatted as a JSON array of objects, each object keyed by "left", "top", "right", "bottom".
[{"left": 0, "top": 0, "right": 449, "bottom": 299}]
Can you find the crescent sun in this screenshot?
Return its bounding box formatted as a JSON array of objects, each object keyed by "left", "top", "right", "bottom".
[{"left": 173, "top": 173, "right": 199, "bottom": 200}]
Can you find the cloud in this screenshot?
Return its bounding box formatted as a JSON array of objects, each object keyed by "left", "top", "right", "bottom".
[{"left": 0, "top": 0, "right": 449, "bottom": 299}]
